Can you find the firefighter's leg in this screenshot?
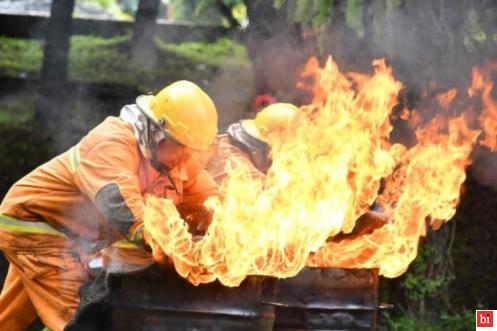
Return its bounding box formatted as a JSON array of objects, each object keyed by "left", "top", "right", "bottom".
[
  {"left": 10, "top": 250, "right": 88, "bottom": 331},
  {"left": 0, "top": 262, "right": 38, "bottom": 331}
]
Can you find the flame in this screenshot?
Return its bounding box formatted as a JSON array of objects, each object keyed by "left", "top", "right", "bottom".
[
  {"left": 437, "top": 88, "right": 458, "bottom": 109},
  {"left": 309, "top": 115, "right": 479, "bottom": 276},
  {"left": 469, "top": 61, "right": 497, "bottom": 150},
  {"left": 144, "top": 56, "right": 496, "bottom": 286}
]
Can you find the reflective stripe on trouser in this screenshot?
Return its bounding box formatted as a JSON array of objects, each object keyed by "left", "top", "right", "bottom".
[
  {"left": 0, "top": 214, "right": 65, "bottom": 236},
  {"left": 0, "top": 217, "right": 87, "bottom": 331}
]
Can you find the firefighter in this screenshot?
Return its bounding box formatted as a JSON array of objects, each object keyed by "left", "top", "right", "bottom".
[
  {"left": 0, "top": 80, "right": 219, "bottom": 331},
  {"left": 101, "top": 103, "right": 301, "bottom": 273},
  {"left": 206, "top": 102, "right": 300, "bottom": 184}
]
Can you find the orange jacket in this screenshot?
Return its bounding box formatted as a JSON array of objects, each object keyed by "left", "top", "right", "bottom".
[
  {"left": 0, "top": 116, "right": 217, "bottom": 253},
  {"left": 206, "top": 134, "right": 265, "bottom": 185}
]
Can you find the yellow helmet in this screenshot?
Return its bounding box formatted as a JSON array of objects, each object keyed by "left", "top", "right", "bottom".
[
  {"left": 241, "top": 103, "right": 300, "bottom": 142},
  {"left": 136, "top": 81, "right": 218, "bottom": 151}
]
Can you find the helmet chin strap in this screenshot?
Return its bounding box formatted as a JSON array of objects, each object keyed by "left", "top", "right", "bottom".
[
  {"left": 146, "top": 117, "right": 181, "bottom": 196},
  {"left": 146, "top": 117, "right": 165, "bottom": 173}
]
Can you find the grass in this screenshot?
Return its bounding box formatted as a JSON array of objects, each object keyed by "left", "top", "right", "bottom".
[
  {"left": 380, "top": 307, "right": 475, "bottom": 331},
  {"left": 155, "top": 37, "right": 247, "bottom": 67},
  {"left": 0, "top": 35, "right": 251, "bottom": 90},
  {"left": 0, "top": 37, "right": 43, "bottom": 77},
  {"left": 68, "top": 34, "right": 133, "bottom": 83}
]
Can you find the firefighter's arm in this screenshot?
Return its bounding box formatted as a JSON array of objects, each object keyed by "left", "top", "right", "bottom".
[{"left": 73, "top": 138, "right": 147, "bottom": 247}]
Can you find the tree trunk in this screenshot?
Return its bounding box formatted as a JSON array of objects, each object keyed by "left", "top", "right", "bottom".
[
  {"left": 131, "top": 0, "right": 161, "bottom": 66},
  {"left": 34, "top": 0, "right": 75, "bottom": 151}
]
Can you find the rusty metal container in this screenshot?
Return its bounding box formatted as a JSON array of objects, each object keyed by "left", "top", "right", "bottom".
[
  {"left": 269, "top": 267, "right": 379, "bottom": 331},
  {"left": 67, "top": 264, "right": 275, "bottom": 331},
  {"left": 67, "top": 265, "right": 379, "bottom": 331}
]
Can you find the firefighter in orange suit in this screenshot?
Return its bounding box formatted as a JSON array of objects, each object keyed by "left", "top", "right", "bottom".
[
  {"left": 0, "top": 80, "right": 219, "bottom": 331},
  {"left": 102, "top": 103, "right": 301, "bottom": 273}
]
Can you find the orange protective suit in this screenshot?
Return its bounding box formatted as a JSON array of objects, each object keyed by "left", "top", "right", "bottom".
[
  {"left": 206, "top": 134, "right": 265, "bottom": 185},
  {"left": 0, "top": 116, "right": 217, "bottom": 331}
]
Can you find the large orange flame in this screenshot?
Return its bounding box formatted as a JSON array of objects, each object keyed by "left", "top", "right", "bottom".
[
  {"left": 309, "top": 115, "right": 479, "bottom": 277},
  {"left": 144, "top": 55, "right": 496, "bottom": 286}
]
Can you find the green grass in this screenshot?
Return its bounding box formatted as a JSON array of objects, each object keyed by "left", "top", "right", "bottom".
[
  {"left": 0, "top": 37, "right": 43, "bottom": 77},
  {"left": 68, "top": 34, "right": 133, "bottom": 83},
  {"left": 380, "top": 307, "right": 475, "bottom": 331},
  {"left": 155, "top": 37, "right": 247, "bottom": 67},
  {"left": 0, "top": 35, "right": 251, "bottom": 91}
]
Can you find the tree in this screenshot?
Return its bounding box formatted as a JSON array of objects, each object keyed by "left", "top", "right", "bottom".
[
  {"left": 131, "top": 0, "right": 161, "bottom": 65},
  {"left": 34, "top": 0, "right": 76, "bottom": 151}
]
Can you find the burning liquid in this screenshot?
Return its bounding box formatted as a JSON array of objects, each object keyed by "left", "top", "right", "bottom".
[{"left": 145, "top": 55, "right": 496, "bottom": 286}]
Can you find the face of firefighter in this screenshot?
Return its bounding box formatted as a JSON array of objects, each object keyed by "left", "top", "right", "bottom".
[{"left": 155, "top": 138, "right": 193, "bottom": 171}]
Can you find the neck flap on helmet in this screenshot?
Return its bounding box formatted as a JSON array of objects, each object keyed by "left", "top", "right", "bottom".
[
  {"left": 227, "top": 122, "right": 271, "bottom": 174},
  {"left": 120, "top": 104, "right": 170, "bottom": 174}
]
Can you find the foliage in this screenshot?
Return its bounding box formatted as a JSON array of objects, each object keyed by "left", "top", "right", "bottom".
[
  {"left": 273, "top": 0, "right": 286, "bottom": 9},
  {"left": 0, "top": 37, "right": 43, "bottom": 77},
  {"left": 464, "top": 9, "right": 488, "bottom": 51},
  {"left": 380, "top": 307, "right": 475, "bottom": 331},
  {"left": 272, "top": 0, "right": 335, "bottom": 27},
  {"left": 69, "top": 35, "right": 133, "bottom": 83},
  {"left": 402, "top": 243, "right": 453, "bottom": 306},
  {"left": 79, "top": 0, "right": 115, "bottom": 8},
  {"left": 155, "top": 37, "right": 247, "bottom": 67},
  {"left": 293, "top": 0, "right": 314, "bottom": 23},
  {"left": 449, "top": 177, "right": 497, "bottom": 309},
  {"left": 118, "top": 0, "right": 139, "bottom": 16},
  {"left": 197, "top": 0, "right": 497, "bottom": 48},
  {"left": 76, "top": 0, "right": 132, "bottom": 19},
  {"left": 345, "top": 0, "right": 364, "bottom": 38},
  {"left": 313, "top": 0, "right": 335, "bottom": 26},
  {"left": 193, "top": 0, "right": 217, "bottom": 19},
  {"left": 441, "top": 309, "right": 475, "bottom": 331}
]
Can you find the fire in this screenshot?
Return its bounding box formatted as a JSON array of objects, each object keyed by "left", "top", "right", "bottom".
[
  {"left": 309, "top": 115, "right": 479, "bottom": 277},
  {"left": 144, "top": 56, "right": 496, "bottom": 286},
  {"left": 469, "top": 61, "right": 497, "bottom": 150},
  {"left": 437, "top": 88, "right": 457, "bottom": 109}
]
